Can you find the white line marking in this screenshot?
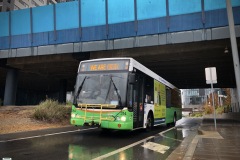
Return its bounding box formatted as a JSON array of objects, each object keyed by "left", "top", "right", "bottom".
[
  {"left": 158, "top": 126, "right": 183, "bottom": 142},
  {"left": 93, "top": 126, "right": 176, "bottom": 160},
  {"left": 92, "top": 136, "right": 155, "bottom": 160},
  {"left": 142, "top": 142, "right": 170, "bottom": 154},
  {"left": 160, "top": 126, "right": 176, "bottom": 135},
  {"left": 0, "top": 127, "right": 98, "bottom": 143}
]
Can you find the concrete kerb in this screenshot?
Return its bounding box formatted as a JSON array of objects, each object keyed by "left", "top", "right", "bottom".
[
  {"left": 166, "top": 122, "right": 200, "bottom": 160},
  {"left": 167, "top": 118, "right": 235, "bottom": 160},
  {"left": 183, "top": 118, "right": 240, "bottom": 160}
]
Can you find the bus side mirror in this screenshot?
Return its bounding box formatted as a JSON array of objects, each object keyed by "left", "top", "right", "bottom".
[{"left": 129, "top": 73, "right": 136, "bottom": 84}]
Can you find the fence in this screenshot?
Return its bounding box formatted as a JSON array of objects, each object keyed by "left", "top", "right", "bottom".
[{"left": 230, "top": 102, "right": 240, "bottom": 112}]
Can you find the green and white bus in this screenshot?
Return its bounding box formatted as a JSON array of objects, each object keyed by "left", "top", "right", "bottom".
[{"left": 70, "top": 58, "right": 181, "bottom": 130}]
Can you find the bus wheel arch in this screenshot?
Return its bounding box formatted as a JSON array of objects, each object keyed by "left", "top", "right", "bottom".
[{"left": 146, "top": 110, "right": 154, "bottom": 130}]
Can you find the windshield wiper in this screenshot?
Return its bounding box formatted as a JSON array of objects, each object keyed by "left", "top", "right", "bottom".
[
  {"left": 73, "top": 76, "right": 87, "bottom": 105},
  {"left": 110, "top": 76, "right": 122, "bottom": 107},
  {"left": 104, "top": 77, "right": 112, "bottom": 104}
]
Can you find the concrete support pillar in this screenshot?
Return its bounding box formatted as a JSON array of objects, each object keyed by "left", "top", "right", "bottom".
[
  {"left": 3, "top": 68, "right": 18, "bottom": 106},
  {"left": 59, "top": 79, "right": 67, "bottom": 104},
  {"left": 226, "top": 0, "right": 240, "bottom": 104}
]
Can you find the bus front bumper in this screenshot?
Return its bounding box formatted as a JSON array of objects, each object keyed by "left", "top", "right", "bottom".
[{"left": 71, "top": 118, "right": 133, "bottom": 130}]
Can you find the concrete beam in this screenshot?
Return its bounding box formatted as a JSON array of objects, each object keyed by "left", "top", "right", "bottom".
[{"left": 1, "top": 26, "right": 240, "bottom": 59}]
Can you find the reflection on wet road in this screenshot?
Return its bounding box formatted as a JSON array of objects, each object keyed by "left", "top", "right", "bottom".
[{"left": 0, "top": 118, "right": 202, "bottom": 160}]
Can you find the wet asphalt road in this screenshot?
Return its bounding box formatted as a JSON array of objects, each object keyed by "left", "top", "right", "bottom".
[{"left": 0, "top": 118, "right": 202, "bottom": 160}]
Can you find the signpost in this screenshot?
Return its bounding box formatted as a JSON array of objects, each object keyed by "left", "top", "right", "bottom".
[{"left": 205, "top": 67, "right": 217, "bottom": 130}]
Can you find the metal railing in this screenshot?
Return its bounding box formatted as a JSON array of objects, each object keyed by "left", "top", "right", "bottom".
[
  {"left": 76, "top": 104, "right": 116, "bottom": 125},
  {"left": 230, "top": 102, "right": 240, "bottom": 112}
]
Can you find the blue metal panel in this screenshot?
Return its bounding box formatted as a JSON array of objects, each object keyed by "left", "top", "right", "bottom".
[
  {"left": 56, "top": 1, "right": 79, "bottom": 30},
  {"left": 81, "top": 0, "right": 106, "bottom": 27},
  {"left": 137, "top": 17, "right": 167, "bottom": 36},
  {"left": 0, "top": 37, "right": 9, "bottom": 49},
  {"left": 169, "top": 13, "right": 203, "bottom": 32},
  {"left": 233, "top": 7, "right": 240, "bottom": 25},
  {"left": 0, "top": 12, "right": 9, "bottom": 37},
  {"left": 32, "top": 32, "right": 49, "bottom": 46},
  {"left": 108, "top": 0, "right": 134, "bottom": 24},
  {"left": 205, "top": 9, "right": 228, "bottom": 28},
  {"left": 231, "top": 0, "right": 240, "bottom": 7},
  {"left": 11, "top": 9, "right": 31, "bottom": 35},
  {"left": 11, "top": 34, "right": 31, "bottom": 48},
  {"left": 48, "top": 29, "right": 80, "bottom": 44},
  {"left": 47, "top": 31, "right": 56, "bottom": 45},
  {"left": 169, "top": 0, "right": 201, "bottom": 16},
  {"left": 32, "top": 5, "right": 54, "bottom": 33},
  {"left": 82, "top": 25, "right": 107, "bottom": 42},
  {"left": 137, "top": 0, "right": 166, "bottom": 20},
  {"left": 204, "top": 0, "right": 240, "bottom": 11},
  {"left": 108, "top": 22, "right": 135, "bottom": 39}
]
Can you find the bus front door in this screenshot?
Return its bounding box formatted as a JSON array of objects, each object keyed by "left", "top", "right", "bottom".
[{"left": 133, "top": 74, "right": 144, "bottom": 128}]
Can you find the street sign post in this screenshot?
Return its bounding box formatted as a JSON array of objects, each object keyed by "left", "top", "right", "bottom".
[{"left": 205, "top": 67, "right": 217, "bottom": 130}]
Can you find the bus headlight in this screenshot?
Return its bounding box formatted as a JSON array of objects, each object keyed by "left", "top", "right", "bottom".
[
  {"left": 121, "top": 116, "right": 126, "bottom": 122},
  {"left": 71, "top": 113, "right": 76, "bottom": 118}
]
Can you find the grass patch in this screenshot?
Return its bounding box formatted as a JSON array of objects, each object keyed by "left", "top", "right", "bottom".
[
  {"left": 216, "top": 106, "right": 224, "bottom": 114},
  {"left": 33, "top": 99, "right": 71, "bottom": 123},
  {"left": 203, "top": 105, "right": 214, "bottom": 114},
  {"left": 190, "top": 112, "right": 203, "bottom": 117}
]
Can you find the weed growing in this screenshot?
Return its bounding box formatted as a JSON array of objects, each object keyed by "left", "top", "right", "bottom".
[{"left": 33, "top": 99, "right": 71, "bottom": 123}]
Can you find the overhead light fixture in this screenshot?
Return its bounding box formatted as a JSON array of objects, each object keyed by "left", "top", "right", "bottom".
[{"left": 224, "top": 46, "right": 229, "bottom": 54}]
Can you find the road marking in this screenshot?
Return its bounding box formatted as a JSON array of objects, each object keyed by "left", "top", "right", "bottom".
[
  {"left": 93, "top": 126, "right": 176, "bottom": 160},
  {"left": 159, "top": 126, "right": 183, "bottom": 142},
  {"left": 142, "top": 142, "right": 170, "bottom": 154},
  {"left": 0, "top": 127, "right": 98, "bottom": 143},
  {"left": 92, "top": 136, "right": 155, "bottom": 160}
]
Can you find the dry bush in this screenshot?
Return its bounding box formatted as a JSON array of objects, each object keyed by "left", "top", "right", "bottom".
[
  {"left": 216, "top": 106, "right": 224, "bottom": 114},
  {"left": 33, "top": 99, "right": 71, "bottom": 123},
  {"left": 203, "top": 104, "right": 214, "bottom": 114}
]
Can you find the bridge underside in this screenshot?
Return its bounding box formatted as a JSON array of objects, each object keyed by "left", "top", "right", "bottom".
[
  {"left": 95, "top": 38, "right": 238, "bottom": 89},
  {"left": 0, "top": 38, "right": 239, "bottom": 105}
]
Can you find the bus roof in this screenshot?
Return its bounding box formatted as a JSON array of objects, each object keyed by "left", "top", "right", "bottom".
[{"left": 78, "top": 57, "right": 178, "bottom": 90}]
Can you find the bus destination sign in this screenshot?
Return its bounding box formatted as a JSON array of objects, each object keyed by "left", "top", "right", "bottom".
[{"left": 80, "top": 60, "right": 129, "bottom": 72}]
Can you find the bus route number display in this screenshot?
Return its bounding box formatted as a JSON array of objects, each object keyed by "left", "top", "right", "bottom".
[{"left": 80, "top": 60, "right": 129, "bottom": 72}]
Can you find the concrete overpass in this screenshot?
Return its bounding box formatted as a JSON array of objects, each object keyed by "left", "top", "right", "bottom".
[{"left": 0, "top": 0, "right": 240, "bottom": 105}]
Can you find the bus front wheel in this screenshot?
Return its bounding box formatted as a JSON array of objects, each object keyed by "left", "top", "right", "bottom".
[{"left": 146, "top": 113, "right": 153, "bottom": 131}]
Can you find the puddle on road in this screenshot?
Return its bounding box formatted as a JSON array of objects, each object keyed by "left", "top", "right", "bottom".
[{"left": 68, "top": 144, "right": 116, "bottom": 160}]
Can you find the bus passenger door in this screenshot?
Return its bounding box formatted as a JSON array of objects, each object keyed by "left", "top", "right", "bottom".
[{"left": 133, "top": 74, "right": 144, "bottom": 128}]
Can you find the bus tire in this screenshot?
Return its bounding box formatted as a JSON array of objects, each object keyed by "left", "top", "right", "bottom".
[{"left": 146, "top": 112, "right": 154, "bottom": 131}]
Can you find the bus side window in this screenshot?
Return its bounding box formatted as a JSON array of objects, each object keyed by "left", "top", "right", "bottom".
[
  {"left": 166, "top": 87, "right": 171, "bottom": 108},
  {"left": 145, "top": 75, "right": 154, "bottom": 104},
  {"left": 127, "top": 82, "right": 134, "bottom": 111}
]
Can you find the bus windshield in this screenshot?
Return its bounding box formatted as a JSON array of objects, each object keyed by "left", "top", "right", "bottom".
[{"left": 74, "top": 72, "right": 128, "bottom": 107}]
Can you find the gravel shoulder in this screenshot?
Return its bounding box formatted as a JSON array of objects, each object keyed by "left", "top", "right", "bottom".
[{"left": 0, "top": 106, "right": 70, "bottom": 135}]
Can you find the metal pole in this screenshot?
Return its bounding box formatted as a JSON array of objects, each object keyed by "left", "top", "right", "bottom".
[
  {"left": 226, "top": 0, "right": 240, "bottom": 104},
  {"left": 210, "top": 69, "right": 217, "bottom": 130}
]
